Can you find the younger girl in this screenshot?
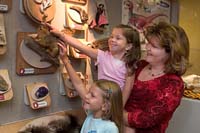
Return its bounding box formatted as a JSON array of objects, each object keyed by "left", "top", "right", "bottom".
[
  {"left": 58, "top": 42, "right": 123, "bottom": 133},
  {"left": 46, "top": 23, "right": 141, "bottom": 90}
]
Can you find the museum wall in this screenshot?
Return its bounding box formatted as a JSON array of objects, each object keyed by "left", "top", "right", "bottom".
[
  {"left": 179, "top": 0, "right": 200, "bottom": 75},
  {"left": 0, "top": 0, "right": 122, "bottom": 125}
]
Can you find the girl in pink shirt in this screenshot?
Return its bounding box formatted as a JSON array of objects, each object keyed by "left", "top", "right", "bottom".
[{"left": 46, "top": 23, "right": 141, "bottom": 92}]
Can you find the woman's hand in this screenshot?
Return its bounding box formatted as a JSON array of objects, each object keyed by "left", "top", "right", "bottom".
[
  {"left": 123, "top": 110, "right": 136, "bottom": 133},
  {"left": 124, "top": 126, "right": 136, "bottom": 133},
  {"left": 123, "top": 110, "right": 128, "bottom": 125}
]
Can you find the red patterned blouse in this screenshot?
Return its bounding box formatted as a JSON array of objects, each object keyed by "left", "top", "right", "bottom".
[{"left": 125, "top": 60, "right": 184, "bottom": 133}]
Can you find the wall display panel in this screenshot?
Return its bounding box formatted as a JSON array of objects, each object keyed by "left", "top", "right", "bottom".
[
  {"left": 122, "top": 0, "right": 172, "bottom": 50},
  {"left": 0, "top": 0, "right": 123, "bottom": 126},
  {"left": 64, "top": 1, "right": 88, "bottom": 42},
  {"left": 0, "top": 0, "right": 82, "bottom": 125}
]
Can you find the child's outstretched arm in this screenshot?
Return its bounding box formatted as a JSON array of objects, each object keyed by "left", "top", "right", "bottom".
[
  {"left": 46, "top": 23, "right": 98, "bottom": 60},
  {"left": 58, "top": 42, "right": 88, "bottom": 99}
]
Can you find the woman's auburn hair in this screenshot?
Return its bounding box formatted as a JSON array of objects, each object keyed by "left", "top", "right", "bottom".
[{"left": 145, "top": 21, "right": 190, "bottom": 75}]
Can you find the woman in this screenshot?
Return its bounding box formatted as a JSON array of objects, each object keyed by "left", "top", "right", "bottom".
[{"left": 123, "top": 22, "right": 189, "bottom": 133}]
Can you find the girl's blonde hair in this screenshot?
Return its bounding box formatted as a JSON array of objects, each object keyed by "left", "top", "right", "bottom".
[
  {"left": 145, "top": 22, "right": 190, "bottom": 75},
  {"left": 94, "top": 79, "right": 123, "bottom": 133},
  {"left": 114, "top": 24, "right": 141, "bottom": 76}
]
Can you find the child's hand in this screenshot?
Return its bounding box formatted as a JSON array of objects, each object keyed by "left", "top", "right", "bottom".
[
  {"left": 45, "top": 23, "right": 62, "bottom": 38},
  {"left": 57, "top": 41, "right": 68, "bottom": 60}
]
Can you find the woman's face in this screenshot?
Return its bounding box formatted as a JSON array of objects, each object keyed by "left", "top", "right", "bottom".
[
  {"left": 145, "top": 35, "right": 169, "bottom": 65},
  {"left": 82, "top": 84, "right": 105, "bottom": 117}
]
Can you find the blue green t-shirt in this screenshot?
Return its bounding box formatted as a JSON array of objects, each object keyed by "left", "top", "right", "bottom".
[{"left": 81, "top": 112, "right": 119, "bottom": 133}]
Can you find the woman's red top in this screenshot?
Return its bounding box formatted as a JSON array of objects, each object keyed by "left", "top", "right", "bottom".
[{"left": 125, "top": 60, "right": 184, "bottom": 133}]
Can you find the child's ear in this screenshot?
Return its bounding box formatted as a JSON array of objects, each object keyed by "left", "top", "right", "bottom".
[
  {"left": 126, "top": 43, "right": 133, "bottom": 51},
  {"left": 101, "top": 102, "right": 110, "bottom": 111},
  {"left": 101, "top": 103, "right": 107, "bottom": 111}
]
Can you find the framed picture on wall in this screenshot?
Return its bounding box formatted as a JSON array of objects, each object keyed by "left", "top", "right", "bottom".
[{"left": 122, "top": 0, "right": 171, "bottom": 49}]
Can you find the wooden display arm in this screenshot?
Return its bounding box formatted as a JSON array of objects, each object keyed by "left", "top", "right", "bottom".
[
  {"left": 24, "top": 37, "right": 59, "bottom": 67},
  {"left": 62, "top": 0, "right": 86, "bottom": 5}
]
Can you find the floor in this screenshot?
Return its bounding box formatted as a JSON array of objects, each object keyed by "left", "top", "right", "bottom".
[{"left": 0, "top": 108, "right": 86, "bottom": 133}]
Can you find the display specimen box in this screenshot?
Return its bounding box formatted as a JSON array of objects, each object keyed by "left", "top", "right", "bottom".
[
  {"left": 25, "top": 82, "right": 51, "bottom": 110},
  {"left": 16, "top": 32, "right": 58, "bottom": 76}
]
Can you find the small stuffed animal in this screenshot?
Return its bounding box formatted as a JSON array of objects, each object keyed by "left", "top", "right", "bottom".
[{"left": 18, "top": 114, "right": 81, "bottom": 133}]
